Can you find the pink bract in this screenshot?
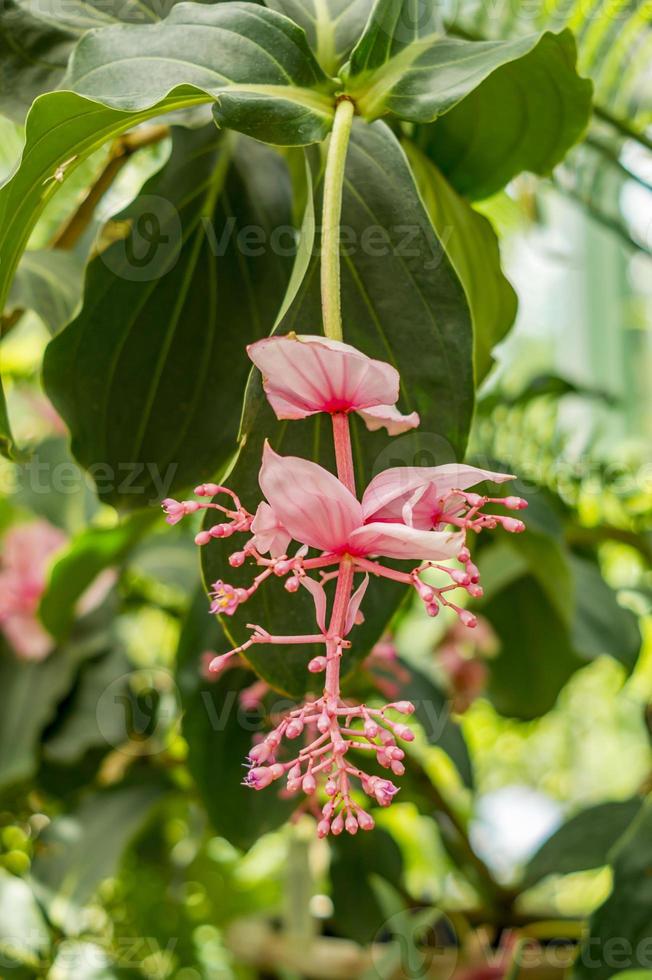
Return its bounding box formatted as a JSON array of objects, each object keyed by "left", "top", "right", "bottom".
[{"left": 248, "top": 334, "right": 419, "bottom": 435}]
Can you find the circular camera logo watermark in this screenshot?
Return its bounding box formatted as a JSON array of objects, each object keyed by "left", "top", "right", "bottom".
[
  {"left": 99, "top": 194, "right": 182, "bottom": 282},
  {"left": 371, "top": 431, "right": 460, "bottom": 479},
  {"left": 371, "top": 907, "right": 457, "bottom": 980},
  {"left": 96, "top": 667, "right": 180, "bottom": 756}
]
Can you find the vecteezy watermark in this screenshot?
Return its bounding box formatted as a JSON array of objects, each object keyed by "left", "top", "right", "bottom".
[{"left": 7, "top": 454, "right": 179, "bottom": 507}]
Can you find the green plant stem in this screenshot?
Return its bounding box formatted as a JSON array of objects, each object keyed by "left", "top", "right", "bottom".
[{"left": 321, "top": 97, "right": 355, "bottom": 342}]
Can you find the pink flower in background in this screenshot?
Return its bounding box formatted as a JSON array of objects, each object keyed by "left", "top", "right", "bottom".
[
  {"left": 164, "top": 333, "right": 527, "bottom": 836},
  {"left": 248, "top": 334, "right": 420, "bottom": 435},
  {"left": 0, "top": 521, "right": 66, "bottom": 661}
]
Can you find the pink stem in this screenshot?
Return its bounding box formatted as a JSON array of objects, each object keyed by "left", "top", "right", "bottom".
[{"left": 332, "top": 412, "right": 356, "bottom": 494}]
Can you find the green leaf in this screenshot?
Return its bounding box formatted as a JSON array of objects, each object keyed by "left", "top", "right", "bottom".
[
  {"left": 44, "top": 124, "right": 293, "bottom": 509},
  {"left": 43, "top": 647, "right": 133, "bottom": 764},
  {"left": 345, "top": 3, "right": 591, "bottom": 138},
  {"left": 202, "top": 119, "right": 474, "bottom": 697},
  {"left": 396, "top": 663, "right": 473, "bottom": 787},
  {"left": 524, "top": 798, "right": 644, "bottom": 889},
  {"left": 414, "top": 30, "right": 593, "bottom": 201},
  {"left": 0, "top": 382, "right": 26, "bottom": 463},
  {"left": 570, "top": 555, "right": 641, "bottom": 672},
  {"left": 0, "top": 870, "right": 50, "bottom": 968},
  {"left": 31, "top": 785, "right": 163, "bottom": 931},
  {"left": 64, "top": 2, "right": 336, "bottom": 146},
  {"left": 18, "top": 0, "right": 183, "bottom": 33},
  {"left": 6, "top": 249, "right": 85, "bottom": 333},
  {"left": 404, "top": 141, "right": 517, "bottom": 381},
  {"left": 265, "top": 0, "right": 374, "bottom": 74},
  {"left": 0, "top": 634, "right": 102, "bottom": 791},
  {"left": 330, "top": 827, "right": 404, "bottom": 944},
  {"left": 0, "top": 1, "right": 74, "bottom": 122},
  {"left": 484, "top": 575, "right": 583, "bottom": 719},
  {"left": 176, "top": 591, "right": 295, "bottom": 849},
  {"left": 39, "top": 512, "right": 155, "bottom": 639},
  {"left": 573, "top": 799, "right": 652, "bottom": 980}
]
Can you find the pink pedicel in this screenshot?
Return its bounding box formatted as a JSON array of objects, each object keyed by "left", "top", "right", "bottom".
[{"left": 163, "top": 334, "right": 526, "bottom": 835}]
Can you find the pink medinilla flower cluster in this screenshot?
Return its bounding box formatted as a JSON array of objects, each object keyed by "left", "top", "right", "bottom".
[{"left": 163, "top": 334, "right": 526, "bottom": 836}]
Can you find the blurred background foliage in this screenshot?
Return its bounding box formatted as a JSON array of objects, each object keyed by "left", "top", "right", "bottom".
[{"left": 0, "top": 0, "right": 651, "bottom": 977}]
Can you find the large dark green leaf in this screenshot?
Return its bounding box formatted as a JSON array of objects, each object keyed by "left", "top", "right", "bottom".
[
  {"left": 18, "top": 0, "right": 182, "bottom": 33},
  {"left": 574, "top": 799, "right": 652, "bottom": 980},
  {"left": 484, "top": 574, "right": 583, "bottom": 719},
  {"left": 570, "top": 555, "right": 641, "bottom": 671},
  {"left": 414, "top": 30, "right": 592, "bottom": 200},
  {"left": 0, "top": 1, "right": 74, "bottom": 121},
  {"left": 176, "top": 591, "right": 295, "bottom": 848},
  {"left": 265, "top": 0, "right": 373, "bottom": 73},
  {"left": 344, "top": 2, "right": 591, "bottom": 135},
  {"left": 202, "top": 118, "right": 474, "bottom": 697},
  {"left": 396, "top": 663, "right": 473, "bottom": 787},
  {"left": 330, "top": 827, "right": 404, "bottom": 944},
  {"left": 524, "top": 798, "right": 644, "bottom": 889},
  {"left": 477, "top": 490, "right": 641, "bottom": 719},
  {"left": 6, "top": 249, "right": 85, "bottom": 333},
  {"left": 31, "top": 785, "right": 164, "bottom": 931},
  {"left": 64, "top": 2, "right": 337, "bottom": 146},
  {"left": 44, "top": 125, "right": 293, "bottom": 509},
  {"left": 404, "top": 141, "right": 517, "bottom": 381},
  {"left": 0, "top": 626, "right": 107, "bottom": 791}
]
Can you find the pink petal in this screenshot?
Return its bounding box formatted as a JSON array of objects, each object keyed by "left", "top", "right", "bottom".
[
  {"left": 345, "top": 574, "right": 369, "bottom": 635},
  {"left": 2, "top": 614, "right": 54, "bottom": 661},
  {"left": 361, "top": 465, "right": 516, "bottom": 527},
  {"left": 258, "top": 443, "right": 362, "bottom": 553},
  {"left": 348, "top": 523, "right": 465, "bottom": 561},
  {"left": 250, "top": 501, "right": 291, "bottom": 558},
  {"left": 356, "top": 404, "right": 420, "bottom": 436},
  {"left": 247, "top": 335, "right": 400, "bottom": 419},
  {"left": 300, "top": 575, "right": 328, "bottom": 633}
]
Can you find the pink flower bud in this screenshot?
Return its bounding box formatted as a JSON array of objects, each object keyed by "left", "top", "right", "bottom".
[
  {"left": 364, "top": 720, "right": 380, "bottom": 739},
  {"left": 274, "top": 559, "right": 293, "bottom": 576},
  {"left": 504, "top": 496, "right": 527, "bottom": 510},
  {"left": 426, "top": 602, "right": 439, "bottom": 617},
  {"left": 269, "top": 763, "right": 284, "bottom": 780},
  {"left": 391, "top": 760, "right": 405, "bottom": 775},
  {"left": 228, "top": 551, "right": 246, "bottom": 567},
  {"left": 345, "top": 814, "right": 359, "bottom": 835},
  {"left": 467, "top": 584, "right": 483, "bottom": 598},
  {"left": 317, "top": 712, "right": 330, "bottom": 734},
  {"left": 194, "top": 531, "right": 212, "bottom": 546},
  {"left": 331, "top": 813, "right": 344, "bottom": 835},
  {"left": 391, "top": 701, "right": 414, "bottom": 715},
  {"left": 393, "top": 724, "right": 414, "bottom": 742},
  {"left": 357, "top": 810, "right": 375, "bottom": 831},
  {"left": 285, "top": 576, "right": 300, "bottom": 593},
  {"left": 379, "top": 729, "right": 395, "bottom": 745},
  {"left": 502, "top": 517, "right": 526, "bottom": 533},
  {"left": 248, "top": 742, "right": 272, "bottom": 764},
  {"left": 459, "top": 610, "right": 477, "bottom": 628},
  {"left": 451, "top": 569, "right": 470, "bottom": 585},
  {"left": 194, "top": 483, "right": 220, "bottom": 496},
  {"left": 245, "top": 767, "right": 274, "bottom": 790},
  {"left": 308, "top": 656, "right": 327, "bottom": 673},
  {"left": 458, "top": 546, "right": 471, "bottom": 563},
  {"left": 302, "top": 772, "right": 316, "bottom": 794},
  {"left": 286, "top": 719, "right": 303, "bottom": 739},
  {"left": 322, "top": 801, "right": 334, "bottom": 820},
  {"left": 317, "top": 819, "right": 330, "bottom": 838},
  {"left": 325, "top": 778, "right": 337, "bottom": 796}
]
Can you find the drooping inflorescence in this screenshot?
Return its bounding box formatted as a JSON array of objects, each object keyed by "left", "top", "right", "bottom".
[{"left": 163, "top": 334, "right": 526, "bottom": 835}]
